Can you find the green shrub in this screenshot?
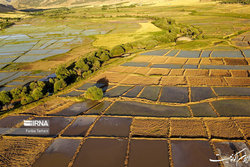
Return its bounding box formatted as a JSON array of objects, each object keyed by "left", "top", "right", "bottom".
[
  {"left": 56, "top": 65, "right": 71, "bottom": 80},
  {"left": 0, "top": 91, "right": 11, "bottom": 105},
  {"left": 111, "top": 45, "right": 125, "bottom": 57},
  {"left": 82, "top": 71, "right": 92, "bottom": 78},
  {"left": 31, "top": 88, "right": 43, "bottom": 101},
  {"left": 84, "top": 86, "right": 103, "bottom": 100},
  {"left": 21, "top": 95, "right": 34, "bottom": 105},
  {"left": 122, "top": 43, "right": 133, "bottom": 53},
  {"left": 10, "top": 88, "right": 22, "bottom": 100},
  {"left": 75, "top": 58, "right": 89, "bottom": 71},
  {"left": 54, "top": 79, "right": 67, "bottom": 92},
  {"left": 92, "top": 60, "right": 101, "bottom": 71}
]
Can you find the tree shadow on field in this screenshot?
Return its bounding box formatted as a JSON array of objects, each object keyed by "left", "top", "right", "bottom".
[{"left": 96, "top": 77, "right": 109, "bottom": 93}]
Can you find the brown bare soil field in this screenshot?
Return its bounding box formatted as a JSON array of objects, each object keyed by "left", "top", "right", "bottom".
[
  {"left": 23, "top": 98, "right": 72, "bottom": 115},
  {"left": 205, "top": 118, "right": 243, "bottom": 139},
  {"left": 150, "top": 57, "right": 168, "bottom": 64},
  {"left": 224, "top": 58, "right": 248, "bottom": 65},
  {"left": 200, "top": 58, "right": 224, "bottom": 65},
  {"left": 0, "top": 137, "right": 52, "bottom": 167},
  {"left": 230, "top": 70, "right": 248, "bottom": 77},
  {"left": 169, "top": 69, "right": 185, "bottom": 76},
  {"left": 131, "top": 118, "right": 169, "bottom": 137},
  {"left": 225, "top": 77, "right": 250, "bottom": 86},
  {"left": 161, "top": 76, "right": 187, "bottom": 86},
  {"left": 185, "top": 58, "right": 200, "bottom": 65},
  {"left": 120, "top": 75, "right": 161, "bottom": 85},
  {"left": 165, "top": 57, "right": 187, "bottom": 65},
  {"left": 187, "top": 77, "right": 227, "bottom": 86},
  {"left": 91, "top": 72, "right": 128, "bottom": 83},
  {"left": 134, "top": 67, "right": 151, "bottom": 75},
  {"left": 209, "top": 69, "right": 231, "bottom": 77},
  {"left": 148, "top": 68, "right": 170, "bottom": 76},
  {"left": 184, "top": 69, "right": 209, "bottom": 76},
  {"left": 170, "top": 118, "right": 207, "bottom": 138},
  {"left": 131, "top": 56, "right": 153, "bottom": 62},
  {"left": 234, "top": 118, "right": 250, "bottom": 138}
]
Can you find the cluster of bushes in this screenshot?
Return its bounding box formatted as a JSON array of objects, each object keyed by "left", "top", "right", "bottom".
[
  {"left": 152, "top": 17, "right": 203, "bottom": 41},
  {"left": 215, "top": 0, "right": 250, "bottom": 4}
]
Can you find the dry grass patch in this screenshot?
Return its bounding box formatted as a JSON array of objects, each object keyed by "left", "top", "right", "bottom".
[
  {"left": 134, "top": 67, "right": 151, "bottom": 75},
  {"left": 225, "top": 77, "right": 250, "bottom": 86},
  {"left": 131, "top": 56, "right": 153, "bottom": 62},
  {"left": 121, "top": 66, "right": 139, "bottom": 73},
  {"left": 120, "top": 75, "right": 161, "bottom": 85},
  {"left": 131, "top": 118, "right": 169, "bottom": 137},
  {"left": 150, "top": 57, "right": 168, "bottom": 64},
  {"left": 200, "top": 58, "right": 224, "bottom": 65},
  {"left": 148, "top": 68, "right": 170, "bottom": 76},
  {"left": 170, "top": 118, "right": 207, "bottom": 138},
  {"left": 205, "top": 118, "right": 243, "bottom": 139},
  {"left": 107, "top": 66, "right": 127, "bottom": 73},
  {"left": 184, "top": 69, "right": 209, "bottom": 76},
  {"left": 161, "top": 76, "right": 187, "bottom": 86},
  {"left": 168, "top": 69, "right": 185, "bottom": 76},
  {"left": 210, "top": 69, "right": 231, "bottom": 77},
  {"left": 235, "top": 118, "right": 250, "bottom": 138},
  {"left": 185, "top": 58, "right": 200, "bottom": 65},
  {"left": 0, "top": 137, "right": 52, "bottom": 167},
  {"left": 187, "top": 76, "right": 227, "bottom": 86},
  {"left": 230, "top": 70, "right": 248, "bottom": 77},
  {"left": 165, "top": 57, "right": 187, "bottom": 65},
  {"left": 91, "top": 72, "right": 128, "bottom": 83}
]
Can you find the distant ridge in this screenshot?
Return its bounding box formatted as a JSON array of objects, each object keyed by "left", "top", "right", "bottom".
[{"left": 0, "top": 3, "right": 15, "bottom": 12}]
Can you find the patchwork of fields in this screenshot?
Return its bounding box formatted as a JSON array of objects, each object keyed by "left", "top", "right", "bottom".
[{"left": 0, "top": 47, "right": 249, "bottom": 166}]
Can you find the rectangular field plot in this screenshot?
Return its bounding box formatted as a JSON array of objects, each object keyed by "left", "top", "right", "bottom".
[
  {"left": 0, "top": 137, "right": 52, "bottom": 167},
  {"left": 62, "top": 117, "right": 96, "bottom": 136},
  {"left": 85, "top": 101, "right": 112, "bottom": 115},
  {"left": 171, "top": 140, "right": 218, "bottom": 167},
  {"left": 128, "top": 139, "right": 170, "bottom": 167},
  {"left": 49, "top": 100, "right": 99, "bottom": 116},
  {"left": 104, "top": 86, "right": 132, "bottom": 97},
  {"left": 89, "top": 117, "right": 132, "bottom": 137},
  {"left": 120, "top": 75, "right": 160, "bottom": 85},
  {"left": 72, "top": 138, "right": 128, "bottom": 167},
  {"left": 212, "top": 99, "right": 250, "bottom": 117},
  {"left": 183, "top": 65, "right": 198, "bottom": 69},
  {"left": 166, "top": 50, "right": 179, "bottom": 57},
  {"left": 150, "top": 64, "right": 182, "bottom": 69},
  {"left": 213, "top": 141, "right": 250, "bottom": 167},
  {"left": 160, "top": 87, "right": 189, "bottom": 103},
  {"left": 176, "top": 50, "right": 201, "bottom": 58},
  {"left": 211, "top": 50, "right": 243, "bottom": 58},
  {"left": 121, "top": 62, "right": 149, "bottom": 67},
  {"left": 0, "top": 57, "right": 16, "bottom": 63},
  {"left": 190, "top": 103, "right": 217, "bottom": 117},
  {"left": 200, "top": 65, "right": 250, "bottom": 70},
  {"left": 170, "top": 118, "right": 207, "bottom": 138},
  {"left": 242, "top": 49, "right": 250, "bottom": 58},
  {"left": 131, "top": 118, "right": 169, "bottom": 137},
  {"left": 190, "top": 87, "right": 216, "bottom": 102},
  {"left": 140, "top": 49, "right": 169, "bottom": 56},
  {"left": 224, "top": 58, "right": 247, "bottom": 65},
  {"left": 213, "top": 87, "right": 250, "bottom": 96},
  {"left": 33, "top": 139, "right": 81, "bottom": 167},
  {"left": 139, "top": 86, "right": 161, "bottom": 101},
  {"left": 0, "top": 71, "right": 16, "bottom": 81},
  {"left": 205, "top": 118, "right": 243, "bottom": 139},
  {"left": 201, "top": 50, "right": 211, "bottom": 57},
  {"left": 0, "top": 71, "right": 30, "bottom": 86},
  {"left": 105, "top": 101, "right": 190, "bottom": 117},
  {"left": 0, "top": 116, "right": 30, "bottom": 130},
  {"left": 123, "top": 86, "right": 144, "bottom": 98},
  {"left": 234, "top": 118, "right": 250, "bottom": 138}
]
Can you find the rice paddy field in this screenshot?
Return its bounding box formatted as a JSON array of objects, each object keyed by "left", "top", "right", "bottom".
[{"left": 0, "top": 1, "right": 250, "bottom": 166}]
